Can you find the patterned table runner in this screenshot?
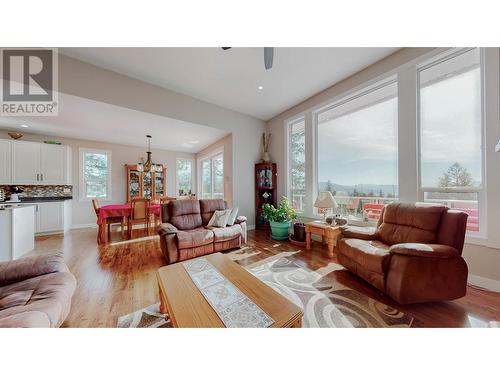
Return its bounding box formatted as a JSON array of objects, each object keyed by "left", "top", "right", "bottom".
[{"left": 183, "top": 258, "right": 274, "bottom": 328}]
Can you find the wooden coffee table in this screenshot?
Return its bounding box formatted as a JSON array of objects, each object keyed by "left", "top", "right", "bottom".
[
  {"left": 305, "top": 221, "right": 342, "bottom": 258},
  {"left": 156, "top": 253, "right": 303, "bottom": 328}
]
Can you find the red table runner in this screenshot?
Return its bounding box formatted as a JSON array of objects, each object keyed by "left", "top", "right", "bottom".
[{"left": 97, "top": 203, "right": 161, "bottom": 224}]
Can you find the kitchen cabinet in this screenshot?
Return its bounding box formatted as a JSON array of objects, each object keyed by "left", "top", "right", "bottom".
[
  {"left": 34, "top": 200, "right": 72, "bottom": 235},
  {"left": 6, "top": 140, "right": 71, "bottom": 185},
  {"left": 40, "top": 143, "right": 69, "bottom": 184},
  {"left": 0, "top": 139, "right": 11, "bottom": 184},
  {"left": 11, "top": 141, "right": 40, "bottom": 184}
]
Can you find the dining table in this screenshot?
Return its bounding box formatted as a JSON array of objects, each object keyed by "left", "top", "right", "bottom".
[{"left": 96, "top": 203, "right": 161, "bottom": 244}]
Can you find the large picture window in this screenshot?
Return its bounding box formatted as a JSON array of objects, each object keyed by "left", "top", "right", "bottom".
[
  {"left": 79, "top": 148, "right": 112, "bottom": 201},
  {"left": 316, "top": 79, "right": 398, "bottom": 222},
  {"left": 288, "top": 118, "right": 305, "bottom": 212},
  {"left": 418, "top": 48, "right": 483, "bottom": 234},
  {"left": 198, "top": 152, "right": 224, "bottom": 200}
]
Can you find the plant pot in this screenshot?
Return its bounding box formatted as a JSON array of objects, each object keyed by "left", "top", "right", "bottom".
[
  {"left": 293, "top": 222, "right": 306, "bottom": 242},
  {"left": 269, "top": 220, "right": 291, "bottom": 240}
]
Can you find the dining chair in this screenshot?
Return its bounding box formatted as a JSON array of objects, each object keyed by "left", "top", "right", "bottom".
[
  {"left": 92, "top": 199, "right": 125, "bottom": 242},
  {"left": 129, "top": 197, "right": 152, "bottom": 238}
]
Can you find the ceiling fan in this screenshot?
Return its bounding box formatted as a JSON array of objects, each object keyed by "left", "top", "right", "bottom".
[{"left": 221, "top": 47, "right": 274, "bottom": 70}]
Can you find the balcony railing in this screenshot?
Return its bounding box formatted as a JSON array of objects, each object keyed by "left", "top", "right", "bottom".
[{"left": 291, "top": 192, "right": 479, "bottom": 232}]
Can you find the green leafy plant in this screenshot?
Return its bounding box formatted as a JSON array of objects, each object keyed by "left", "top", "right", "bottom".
[{"left": 262, "top": 196, "right": 297, "bottom": 223}]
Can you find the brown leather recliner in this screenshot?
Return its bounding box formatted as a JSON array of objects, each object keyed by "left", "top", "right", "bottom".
[
  {"left": 337, "top": 202, "right": 468, "bottom": 304},
  {"left": 158, "top": 199, "right": 247, "bottom": 264},
  {"left": 0, "top": 252, "right": 77, "bottom": 327}
]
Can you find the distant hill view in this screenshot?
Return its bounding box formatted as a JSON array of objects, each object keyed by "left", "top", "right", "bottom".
[{"left": 319, "top": 181, "right": 399, "bottom": 198}]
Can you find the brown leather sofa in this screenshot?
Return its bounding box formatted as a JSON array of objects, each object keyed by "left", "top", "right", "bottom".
[
  {"left": 0, "top": 252, "right": 77, "bottom": 327},
  {"left": 337, "top": 202, "right": 468, "bottom": 304},
  {"left": 158, "top": 199, "right": 247, "bottom": 264}
]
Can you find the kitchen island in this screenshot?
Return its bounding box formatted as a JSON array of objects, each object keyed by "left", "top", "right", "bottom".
[{"left": 0, "top": 204, "right": 35, "bottom": 261}]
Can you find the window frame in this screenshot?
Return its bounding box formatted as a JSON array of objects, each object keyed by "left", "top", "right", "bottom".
[
  {"left": 197, "top": 147, "right": 224, "bottom": 200},
  {"left": 286, "top": 116, "right": 306, "bottom": 213},
  {"left": 175, "top": 158, "right": 195, "bottom": 197},
  {"left": 79, "top": 147, "right": 112, "bottom": 202},
  {"left": 312, "top": 76, "right": 399, "bottom": 225},
  {"left": 416, "top": 47, "right": 486, "bottom": 238}
]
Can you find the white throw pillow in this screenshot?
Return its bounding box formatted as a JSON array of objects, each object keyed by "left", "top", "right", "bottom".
[
  {"left": 207, "top": 209, "right": 232, "bottom": 228},
  {"left": 226, "top": 207, "right": 239, "bottom": 226}
]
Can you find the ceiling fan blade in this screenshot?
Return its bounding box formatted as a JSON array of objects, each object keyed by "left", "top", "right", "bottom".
[
  {"left": 264, "top": 47, "right": 274, "bottom": 70},
  {"left": 221, "top": 47, "right": 232, "bottom": 50}
]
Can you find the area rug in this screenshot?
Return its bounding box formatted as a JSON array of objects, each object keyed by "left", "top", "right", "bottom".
[
  {"left": 117, "top": 253, "right": 415, "bottom": 328},
  {"left": 117, "top": 303, "right": 171, "bottom": 328},
  {"left": 248, "top": 256, "right": 415, "bottom": 328},
  {"left": 226, "top": 247, "right": 261, "bottom": 261}
]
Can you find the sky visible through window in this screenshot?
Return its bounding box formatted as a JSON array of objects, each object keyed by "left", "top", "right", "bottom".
[
  {"left": 420, "top": 67, "right": 482, "bottom": 188},
  {"left": 318, "top": 95, "right": 398, "bottom": 197}
]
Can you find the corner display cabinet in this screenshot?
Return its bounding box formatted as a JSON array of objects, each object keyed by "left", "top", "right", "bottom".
[{"left": 255, "top": 162, "right": 277, "bottom": 229}]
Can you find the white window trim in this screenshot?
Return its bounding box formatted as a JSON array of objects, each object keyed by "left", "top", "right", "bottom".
[
  {"left": 312, "top": 76, "right": 398, "bottom": 223},
  {"left": 79, "top": 148, "right": 112, "bottom": 202},
  {"left": 286, "top": 116, "right": 306, "bottom": 213},
  {"left": 197, "top": 147, "right": 224, "bottom": 200},
  {"left": 416, "top": 47, "right": 486, "bottom": 239},
  {"left": 175, "top": 158, "right": 195, "bottom": 197}
]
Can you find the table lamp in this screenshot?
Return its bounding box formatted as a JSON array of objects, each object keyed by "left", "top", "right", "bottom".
[{"left": 314, "top": 191, "right": 338, "bottom": 222}]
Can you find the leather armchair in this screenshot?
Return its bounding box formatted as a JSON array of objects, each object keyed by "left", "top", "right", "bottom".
[
  {"left": 0, "top": 253, "right": 76, "bottom": 327},
  {"left": 337, "top": 202, "right": 468, "bottom": 304}
]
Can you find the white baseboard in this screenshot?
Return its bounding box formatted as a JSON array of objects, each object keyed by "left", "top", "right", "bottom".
[
  {"left": 72, "top": 223, "right": 98, "bottom": 229},
  {"left": 468, "top": 274, "right": 500, "bottom": 293}
]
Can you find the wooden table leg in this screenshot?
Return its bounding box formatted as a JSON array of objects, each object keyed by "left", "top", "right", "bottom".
[
  {"left": 101, "top": 219, "right": 108, "bottom": 244},
  {"left": 327, "top": 237, "right": 335, "bottom": 258}
]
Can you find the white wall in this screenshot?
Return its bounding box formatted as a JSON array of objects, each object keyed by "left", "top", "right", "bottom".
[
  {"left": 0, "top": 130, "right": 195, "bottom": 227},
  {"left": 266, "top": 47, "right": 500, "bottom": 285},
  {"left": 57, "top": 54, "right": 266, "bottom": 226}
]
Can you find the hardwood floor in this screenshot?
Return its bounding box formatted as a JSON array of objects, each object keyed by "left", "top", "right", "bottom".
[{"left": 31, "top": 227, "right": 500, "bottom": 327}]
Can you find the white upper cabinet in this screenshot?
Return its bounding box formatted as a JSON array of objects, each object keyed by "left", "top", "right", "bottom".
[
  {"left": 40, "top": 143, "right": 70, "bottom": 184},
  {"left": 5, "top": 140, "right": 71, "bottom": 185},
  {"left": 0, "top": 140, "right": 12, "bottom": 184},
  {"left": 11, "top": 141, "right": 41, "bottom": 184}
]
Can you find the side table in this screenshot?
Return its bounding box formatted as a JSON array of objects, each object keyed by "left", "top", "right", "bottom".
[{"left": 305, "top": 221, "right": 342, "bottom": 258}]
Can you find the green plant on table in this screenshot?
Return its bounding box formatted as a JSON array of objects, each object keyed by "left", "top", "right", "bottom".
[{"left": 262, "top": 196, "right": 297, "bottom": 223}]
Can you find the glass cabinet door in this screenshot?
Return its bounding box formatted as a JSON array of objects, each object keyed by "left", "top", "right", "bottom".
[
  {"left": 129, "top": 170, "right": 141, "bottom": 199},
  {"left": 155, "top": 171, "right": 165, "bottom": 196},
  {"left": 143, "top": 172, "right": 152, "bottom": 198}
]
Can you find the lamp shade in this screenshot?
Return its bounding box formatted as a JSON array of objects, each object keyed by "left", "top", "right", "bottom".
[{"left": 314, "top": 191, "right": 338, "bottom": 209}]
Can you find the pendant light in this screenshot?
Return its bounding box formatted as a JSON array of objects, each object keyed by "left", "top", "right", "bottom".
[{"left": 137, "top": 135, "right": 162, "bottom": 173}]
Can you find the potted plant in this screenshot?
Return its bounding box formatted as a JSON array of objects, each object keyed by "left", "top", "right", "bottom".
[{"left": 262, "top": 197, "right": 297, "bottom": 240}]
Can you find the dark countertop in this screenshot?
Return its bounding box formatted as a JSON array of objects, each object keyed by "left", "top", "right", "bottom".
[{"left": 2, "top": 196, "right": 73, "bottom": 203}]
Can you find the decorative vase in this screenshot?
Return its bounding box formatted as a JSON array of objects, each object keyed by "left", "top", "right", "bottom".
[
  {"left": 262, "top": 152, "right": 271, "bottom": 163},
  {"left": 269, "top": 220, "right": 291, "bottom": 240}
]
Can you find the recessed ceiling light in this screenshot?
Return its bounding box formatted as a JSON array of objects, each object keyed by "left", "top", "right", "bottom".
[
  {"left": 20, "top": 124, "right": 29, "bottom": 128},
  {"left": 258, "top": 85, "right": 264, "bottom": 90}
]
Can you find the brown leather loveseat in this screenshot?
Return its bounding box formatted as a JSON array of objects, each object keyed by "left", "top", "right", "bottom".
[
  {"left": 158, "top": 199, "right": 247, "bottom": 264},
  {"left": 337, "top": 203, "right": 468, "bottom": 304}
]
